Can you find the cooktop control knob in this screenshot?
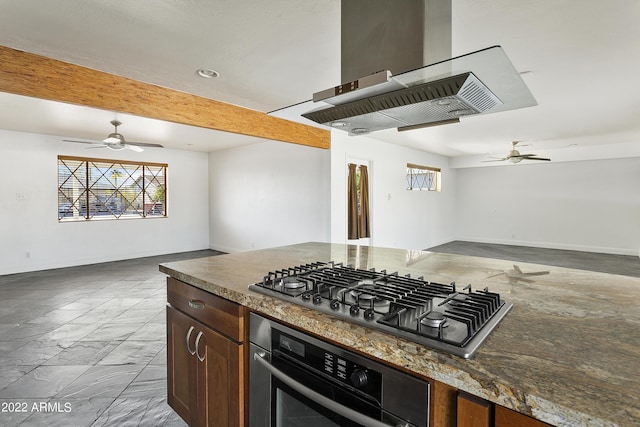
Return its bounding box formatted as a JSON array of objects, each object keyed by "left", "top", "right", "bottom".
[
  {"left": 330, "top": 299, "right": 340, "bottom": 310},
  {"left": 349, "top": 304, "right": 360, "bottom": 316},
  {"left": 312, "top": 294, "right": 323, "bottom": 304},
  {"left": 364, "top": 308, "right": 375, "bottom": 320},
  {"left": 301, "top": 292, "right": 311, "bottom": 301},
  {"left": 350, "top": 369, "right": 368, "bottom": 388}
]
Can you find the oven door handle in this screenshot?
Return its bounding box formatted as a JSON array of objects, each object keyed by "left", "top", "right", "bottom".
[{"left": 253, "top": 351, "right": 400, "bottom": 427}]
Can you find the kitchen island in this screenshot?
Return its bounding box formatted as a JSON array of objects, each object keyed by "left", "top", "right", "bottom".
[{"left": 160, "top": 242, "right": 640, "bottom": 427}]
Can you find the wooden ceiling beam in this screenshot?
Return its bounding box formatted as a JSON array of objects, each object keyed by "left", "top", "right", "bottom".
[{"left": 0, "top": 45, "right": 330, "bottom": 149}]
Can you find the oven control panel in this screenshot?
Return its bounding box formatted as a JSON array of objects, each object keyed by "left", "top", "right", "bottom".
[
  {"left": 274, "top": 330, "right": 382, "bottom": 400},
  {"left": 323, "top": 352, "right": 382, "bottom": 395}
]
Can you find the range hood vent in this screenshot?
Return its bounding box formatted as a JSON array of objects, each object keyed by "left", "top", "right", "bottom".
[
  {"left": 302, "top": 72, "right": 502, "bottom": 135},
  {"left": 269, "top": 1, "right": 536, "bottom": 135}
]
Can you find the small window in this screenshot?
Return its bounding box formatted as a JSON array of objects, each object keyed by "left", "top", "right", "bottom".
[
  {"left": 58, "top": 156, "right": 167, "bottom": 221},
  {"left": 406, "top": 163, "right": 441, "bottom": 192}
]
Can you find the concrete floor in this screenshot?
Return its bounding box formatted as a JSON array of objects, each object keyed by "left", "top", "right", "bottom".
[{"left": 0, "top": 243, "right": 637, "bottom": 426}]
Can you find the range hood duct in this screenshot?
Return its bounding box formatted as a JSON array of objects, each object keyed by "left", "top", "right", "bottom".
[
  {"left": 340, "top": 0, "right": 452, "bottom": 84},
  {"left": 270, "top": 0, "right": 536, "bottom": 135}
]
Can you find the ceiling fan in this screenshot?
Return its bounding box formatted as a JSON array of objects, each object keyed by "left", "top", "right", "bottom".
[
  {"left": 63, "top": 120, "right": 164, "bottom": 152},
  {"left": 484, "top": 141, "right": 550, "bottom": 163}
]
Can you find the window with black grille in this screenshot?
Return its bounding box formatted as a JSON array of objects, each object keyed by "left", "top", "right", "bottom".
[
  {"left": 406, "top": 163, "right": 441, "bottom": 192},
  {"left": 57, "top": 156, "right": 167, "bottom": 221}
]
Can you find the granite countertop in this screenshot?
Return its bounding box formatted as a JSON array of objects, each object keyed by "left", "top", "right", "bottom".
[{"left": 159, "top": 242, "right": 640, "bottom": 427}]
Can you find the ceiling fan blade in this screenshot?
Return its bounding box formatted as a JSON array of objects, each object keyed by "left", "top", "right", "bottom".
[
  {"left": 481, "top": 158, "right": 508, "bottom": 162},
  {"left": 124, "top": 141, "right": 164, "bottom": 148},
  {"left": 520, "top": 154, "right": 550, "bottom": 160},
  {"left": 526, "top": 157, "right": 551, "bottom": 161},
  {"left": 63, "top": 139, "right": 105, "bottom": 145},
  {"left": 511, "top": 155, "right": 550, "bottom": 161},
  {"left": 125, "top": 144, "right": 144, "bottom": 152}
]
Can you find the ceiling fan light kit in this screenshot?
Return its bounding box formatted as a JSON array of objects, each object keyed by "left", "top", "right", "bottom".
[{"left": 63, "top": 120, "right": 164, "bottom": 152}]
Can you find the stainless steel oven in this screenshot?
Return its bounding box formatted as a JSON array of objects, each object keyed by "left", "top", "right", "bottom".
[{"left": 249, "top": 313, "right": 429, "bottom": 427}]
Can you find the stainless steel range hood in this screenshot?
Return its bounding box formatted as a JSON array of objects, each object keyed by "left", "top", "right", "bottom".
[{"left": 270, "top": 0, "right": 537, "bottom": 136}]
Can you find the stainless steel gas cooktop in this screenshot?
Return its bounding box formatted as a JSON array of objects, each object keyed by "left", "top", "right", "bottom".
[{"left": 249, "top": 261, "right": 512, "bottom": 358}]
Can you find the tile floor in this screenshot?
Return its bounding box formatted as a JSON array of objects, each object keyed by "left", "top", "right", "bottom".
[{"left": 0, "top": 250, "right": 220, "bottom": 427}]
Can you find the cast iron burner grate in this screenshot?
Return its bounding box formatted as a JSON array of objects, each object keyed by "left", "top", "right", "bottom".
[{"left": 249, "top": 261, "right": 512, "bottom": 358}]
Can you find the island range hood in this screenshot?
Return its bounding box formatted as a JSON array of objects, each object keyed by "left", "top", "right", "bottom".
[{"left": 270, "top": 0, "right": 537, "bottom": 135}]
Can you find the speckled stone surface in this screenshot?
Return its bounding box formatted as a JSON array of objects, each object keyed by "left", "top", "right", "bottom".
[{"left": 159, "top": 242, "right": 640, "bottom": 427}]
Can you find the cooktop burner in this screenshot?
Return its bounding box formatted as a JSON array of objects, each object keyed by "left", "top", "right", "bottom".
[{"left": 249, "top": 261, "right": 512, "bottom": 358}]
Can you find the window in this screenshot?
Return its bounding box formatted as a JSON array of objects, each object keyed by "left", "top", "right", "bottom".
[
  {"left": 406, "top": 163, "right": 441, "bottom": 192},
  {"left": 58, "top": 156, "right": 167, "bottom": 221}
]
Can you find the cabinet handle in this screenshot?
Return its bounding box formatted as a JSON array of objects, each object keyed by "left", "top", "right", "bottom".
[
  {"left": 186, "top": 326, "right": 196, "bottom": 355},
  {"left": 188, "top": 299, "right": 205, "bottom": 310},
  {"left": 195, "top": 331, "right": 205, "bottom": 362}
]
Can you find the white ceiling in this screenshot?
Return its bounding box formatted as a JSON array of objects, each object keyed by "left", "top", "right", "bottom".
[{"left": 0, "top": 0, "right": 639, "bottom": 161}]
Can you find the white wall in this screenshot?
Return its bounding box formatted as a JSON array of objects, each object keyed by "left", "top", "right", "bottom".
[
  {"left": 331, "top": 131, "right": 457, "bottom": 251},
  {"left": 455, "top": 158, "right": 640, "bottom": 255},
  {"left": 0, "top": 129, "right": 210, "bottom": 275},
  {"left": 208, "top": 140, "right": 331, "bottom": 253}
]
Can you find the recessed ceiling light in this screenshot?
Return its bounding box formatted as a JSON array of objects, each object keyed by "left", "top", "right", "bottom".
[{"left": 197, "top": 69, "right": 220, "bottom": 78}]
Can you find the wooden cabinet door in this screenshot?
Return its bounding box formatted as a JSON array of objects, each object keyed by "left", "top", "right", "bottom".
[
  {"left": 167, "top": 306, "right": 198, "bottom": 425},
  {"left": 495, "top": 405, "right": 552, "bottom": 427},
  {"left": 168, "top": 305, "right": 246, "bottom": 427},
  {"left": 194, "top": 324, "right": 245, "bottom": 427},
  {"left": 457, "top": 391, "right": 492, "bottom": 427}
]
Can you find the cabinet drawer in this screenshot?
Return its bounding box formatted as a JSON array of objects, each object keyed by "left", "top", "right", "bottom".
[{"left": 167, "top": 277, "right": 245, "bottom": 342}]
